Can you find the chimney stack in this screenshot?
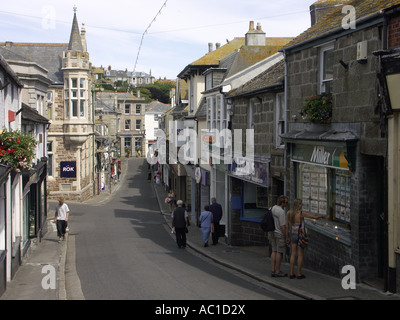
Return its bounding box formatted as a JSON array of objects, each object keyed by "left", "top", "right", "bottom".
[
  {"left": 245, "top": 21, "right": 266, "bottom": 46},
  {"left": 310, "top": 0, "right": 350, "bottom": 26}
]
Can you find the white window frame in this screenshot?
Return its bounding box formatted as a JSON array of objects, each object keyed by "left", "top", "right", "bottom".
[
  {"left": 319, "top": 43, "right": 334, "bottom": 94},
  {"left": 275, "top": 93, "right": 285, "bottom": 149},
  {"left": 125, "top": 104, "right": 131, "bottom": 115},
  {"left": 247, "top": 98, "right": 255, "bottom": 130},
  {"left": 136, "top": 104, "right": 141, "bottom": 115},
  {"left": 125, "top": 119, "right": 131, "bottom": 130}
]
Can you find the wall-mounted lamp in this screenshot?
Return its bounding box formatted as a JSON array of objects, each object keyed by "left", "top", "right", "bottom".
[{"left": 374, "top": 49, "right": 400, "bottom": 113}]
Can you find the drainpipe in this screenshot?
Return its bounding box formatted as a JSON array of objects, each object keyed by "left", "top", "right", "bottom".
[{"left": 283, "top": 50, "right": 289, "bottom": 198}]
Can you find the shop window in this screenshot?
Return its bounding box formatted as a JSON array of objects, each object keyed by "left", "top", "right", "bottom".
[
  {"left": 297, "top": 163, "right": 351, "bottom": 225},
  {"left": 241, "top": 181, "right": 268, "bottom": 221}
]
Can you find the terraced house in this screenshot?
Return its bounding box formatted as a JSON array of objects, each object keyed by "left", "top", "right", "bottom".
[{"left": 280, "top": 0, "right": 400, "bottom": 292}]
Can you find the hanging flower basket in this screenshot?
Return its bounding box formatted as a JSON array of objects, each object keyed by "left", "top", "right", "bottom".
[
  {"left": 0, "top": 130, "right": 36, "bottom": 172},
  {"left": 300, "top": 94, "right": 333, "bottom": 123}
]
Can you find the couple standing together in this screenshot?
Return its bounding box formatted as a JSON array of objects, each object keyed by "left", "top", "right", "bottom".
[{"left": 268, "top": 196, "right": 321, "bottom": 279}]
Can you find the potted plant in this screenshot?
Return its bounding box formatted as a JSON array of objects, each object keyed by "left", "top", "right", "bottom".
[
  {"left": 0, "top": 130, "right": 36, "bottom": 172},
  {"left": 300, "top": 94, "right": 333, "bottom": 123}
]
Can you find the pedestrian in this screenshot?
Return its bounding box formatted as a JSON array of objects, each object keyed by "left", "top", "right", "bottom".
[
  {"left": 268, "top": 195, "right": 289, "bottom": 277},
  {"left": 54, "top": 197, "right": 70, "bottom": 242},
  {"left": 117, "top": 159, "right": 121, "bottom": 181},
  {"left": 210, "top": 197, "right": 223, "bottom": 245},
  {"left": 199, "top": 205, "right": 214, "bottom": 247},
  {"left": 171, "top": 200, "right": 188, "bottom": 248},
  {"left": 167, "top": 189, "right": 175, "bottom": 213},
  {"left": 286, "top": 198, "right": 322, "bottom": 279}
]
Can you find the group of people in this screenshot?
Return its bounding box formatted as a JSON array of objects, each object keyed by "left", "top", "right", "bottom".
[
  {"left": 268, "top": 196, "right": 322, "bottom": 279},
  {"left": 55, "top": 178, "right": 316, "bottom": 280},
  {"left": 171, "top": 196, "right": 223, "bottom": 249}
]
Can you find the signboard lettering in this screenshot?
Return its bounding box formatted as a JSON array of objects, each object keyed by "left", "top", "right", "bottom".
[
  {"left": 60, "top": 161, "right": 77, "bottom": 178},
  {"left": 310, "top": 146, "right": 331, "bottom": 165}
]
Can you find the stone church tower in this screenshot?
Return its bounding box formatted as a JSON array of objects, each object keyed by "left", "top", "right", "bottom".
[{"left": 48, "top": 10, "right": 94, "bottom": 201}]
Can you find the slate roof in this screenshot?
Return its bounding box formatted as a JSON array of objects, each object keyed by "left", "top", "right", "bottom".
[
  {"left": 283, "top": 0, "right": 400, "bottom": 51},
  {"left": 0, "top": 43, "right": 68, "bottom": 85},
  {"left": 0, "top": 53, "right": 23, "bottom": 87},
  {"left": 21, "top": 103, "right": 50, "bottom": 124},
  {"left": 227, "top": 59, "right": 285, "bottom": 98},
  {"left": 146, "top": 101, "right": 172, "bottom": 114}
]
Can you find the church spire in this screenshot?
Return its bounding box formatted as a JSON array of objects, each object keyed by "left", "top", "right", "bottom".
[{"left": 68, "top": 7, "right": 83, "bottom": 52}]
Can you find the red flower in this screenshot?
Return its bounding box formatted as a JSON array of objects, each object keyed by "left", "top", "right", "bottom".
[{"left": 17, "top": 139, "right": 20, "bottom": 144}]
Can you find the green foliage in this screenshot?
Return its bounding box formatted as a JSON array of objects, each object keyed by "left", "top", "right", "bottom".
[
  {"left": 0, "top": 130, "right": 36, "bottom": 171},
  {"left": 301, "top": 94, "right": 333, "bottom": 123}
]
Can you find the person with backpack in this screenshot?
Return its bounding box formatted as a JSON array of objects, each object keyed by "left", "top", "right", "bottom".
[{"left": 267, "top": 195, "right": 289, "bottom": 277}]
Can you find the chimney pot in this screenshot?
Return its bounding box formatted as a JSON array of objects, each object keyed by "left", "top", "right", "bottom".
[
  {"left": 208, "top": 43, "right": 213, "bottom": 53},
  {"left": 257, "top": 23, "right": 262, "bottom": 31},
  {"left": 216, "top": 43, "right": 221, "bottom": 50},
  {"left": 249, "top": 21, "right": 255, "bottom": 31}
]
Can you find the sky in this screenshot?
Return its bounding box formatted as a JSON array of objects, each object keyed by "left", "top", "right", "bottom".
[{"left": 0, "top": 0, "right": 314, "bottom": 80}]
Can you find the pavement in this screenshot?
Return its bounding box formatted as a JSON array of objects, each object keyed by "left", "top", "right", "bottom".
[{"left": 1, "top": 157, "right": 400, "bottom": 300}]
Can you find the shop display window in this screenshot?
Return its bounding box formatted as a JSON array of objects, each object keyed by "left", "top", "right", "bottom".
[
  {"left": 241, "top": 181, "right": 268, "bottom": 221},
  {"left": 297, "top": 163, "right": 351, "bottom": 225}
]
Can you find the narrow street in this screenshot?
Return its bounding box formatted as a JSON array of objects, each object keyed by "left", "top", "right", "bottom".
[{"left": 65, "top": 158, "right": 300, "bottom": 300}]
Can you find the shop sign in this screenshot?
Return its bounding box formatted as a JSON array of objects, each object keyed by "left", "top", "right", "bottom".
[
  {"left": 60, "top": 161, "right": 77, "bottom": 178},
  {"left": 228, "top": 158, "right": 269, "bottom": 188},
  {"left": 292, "top": 144, "right": 349, "bottom": 170}
]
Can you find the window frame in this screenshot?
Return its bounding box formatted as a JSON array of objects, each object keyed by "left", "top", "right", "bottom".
[{"left": 319, "top": 43, "right": 334, "bottom": 94}]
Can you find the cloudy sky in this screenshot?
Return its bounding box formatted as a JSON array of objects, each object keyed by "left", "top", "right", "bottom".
[{"left": 0, "top": 0, "right": 314, "bottom": 80}]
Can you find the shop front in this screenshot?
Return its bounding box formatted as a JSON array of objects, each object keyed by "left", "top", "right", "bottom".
[
  {"left": 228, "top": 157, "right": 270, "bottom": 246},
  {"left": 283, "top": 129, "right": 386, "bottom": 281}
]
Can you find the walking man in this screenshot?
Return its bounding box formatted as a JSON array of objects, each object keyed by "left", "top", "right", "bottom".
[
  {"left": 171, "top": 200, "right": 188, "bottom": 248},
  {"left": 54, "top": 197, "right": 70, "bottom": 242},
  {"left": 210, "top": 197, "right": 223, "bottom": 245},
  {"left": 268, "top": 195, "right": 289, "bottom": 277}
]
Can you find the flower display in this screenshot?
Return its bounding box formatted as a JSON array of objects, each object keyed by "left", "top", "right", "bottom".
[
  {"left": 0, "top": 130, "right": 37, "bottom": 171},
  {"left": 301, "top": 94, "right": 333, "bottom": 123}
]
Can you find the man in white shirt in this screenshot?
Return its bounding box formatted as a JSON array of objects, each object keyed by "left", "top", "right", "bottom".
[
  {"left": 268, "top": 195, "right": 289, "bottom": 277},
  {"left": 54, "top": 197, "right": 70, "bottom": 242}
]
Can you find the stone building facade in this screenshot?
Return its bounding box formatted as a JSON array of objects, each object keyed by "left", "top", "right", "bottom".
[
  {"left": 46, "top": 12, "right": 95, "bottom": 202},
  {"left": 281, "top": 1, "right": 391, "bottom": 282},
  {"left": 227, "top": 60, "right": 286, "bottom": 246}
]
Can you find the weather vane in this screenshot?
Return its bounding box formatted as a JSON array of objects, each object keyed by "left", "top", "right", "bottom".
[{"left": 73, "top": 5, "right": 78, "bottom": 13}]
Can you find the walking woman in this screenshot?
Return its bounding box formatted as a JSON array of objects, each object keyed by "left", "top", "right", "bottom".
[
  {"left": 199, "top": 205, "right": 214, "bottom": 247},
  {"left": 167, "top": 189, "right": 175, "bottom": 213},
  {"left": 286, "top": 199, "right": 322, "bottom": 279}
]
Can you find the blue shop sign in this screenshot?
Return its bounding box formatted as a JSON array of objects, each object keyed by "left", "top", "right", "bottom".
[{"left": 60, "top": 161, "right": 77, "bottom": 178}]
